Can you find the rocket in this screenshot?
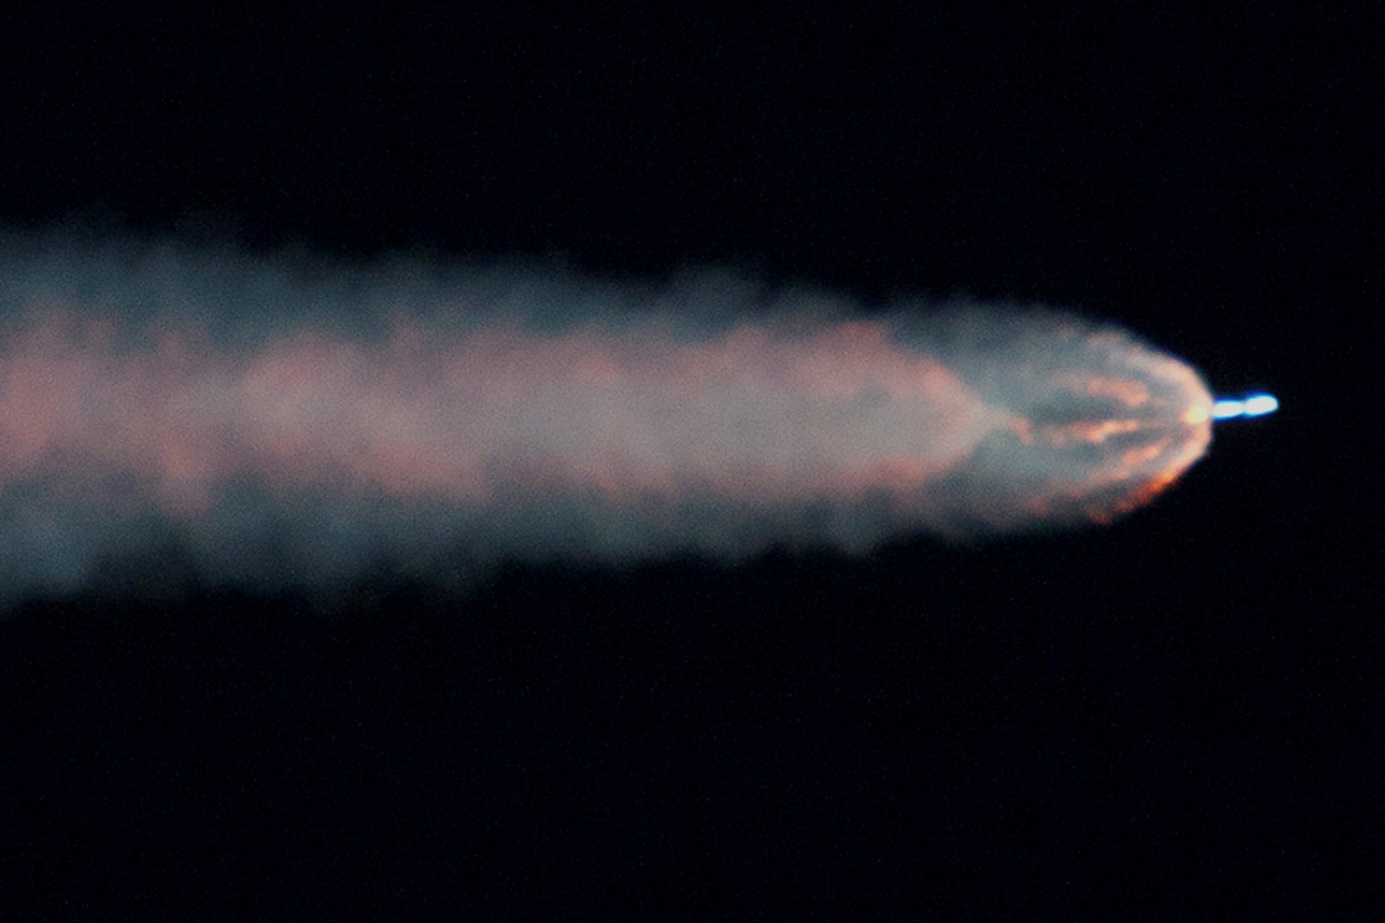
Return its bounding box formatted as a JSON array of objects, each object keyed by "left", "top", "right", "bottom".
[{"left": 1211, "top": 392, "right": 1279, "bottom": 420}]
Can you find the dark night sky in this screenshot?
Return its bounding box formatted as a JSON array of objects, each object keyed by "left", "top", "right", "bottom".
[{"left": 0, "top": 5, "right": 1378, "bottom": 917}]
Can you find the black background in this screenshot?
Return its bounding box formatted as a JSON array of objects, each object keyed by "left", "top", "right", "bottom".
[{"left": 0, "top": 4, "right": 1378, "bottom": 917}]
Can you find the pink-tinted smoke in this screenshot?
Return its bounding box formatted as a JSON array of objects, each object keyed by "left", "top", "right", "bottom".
[
  {"left": 0, "top": 313, "right": 1000, "bottom": 514},
  {"left": 0, "top": 238, "right": 1214, "bottom": 602}
]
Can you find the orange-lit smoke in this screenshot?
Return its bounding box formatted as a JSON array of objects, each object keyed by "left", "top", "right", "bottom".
[{"left": 0, "top": 238, "right": 1213, "bottom": 602}]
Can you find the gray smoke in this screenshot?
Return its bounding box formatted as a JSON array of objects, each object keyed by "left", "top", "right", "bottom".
[{"left": 0, "top": 232, "right": 1213, "bottom": 609}]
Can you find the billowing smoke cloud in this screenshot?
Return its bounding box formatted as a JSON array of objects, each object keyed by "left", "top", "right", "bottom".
[{"left": 0, "top": 233, "right": 1213, "bottom": 606}]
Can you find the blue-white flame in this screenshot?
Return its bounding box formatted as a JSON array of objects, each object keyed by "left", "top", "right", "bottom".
[{"left": 1211, "top": 393, "right": 1279, "bottom": 420}]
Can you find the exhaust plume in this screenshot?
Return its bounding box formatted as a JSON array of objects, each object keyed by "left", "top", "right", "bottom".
[{"left": 0, "top": 235, "right": 1213, "bottom": 605}]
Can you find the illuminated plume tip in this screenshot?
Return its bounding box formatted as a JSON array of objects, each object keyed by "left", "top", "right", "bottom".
[{"left": 1211, "top": 393, "right": 1279, "bottom": 420}]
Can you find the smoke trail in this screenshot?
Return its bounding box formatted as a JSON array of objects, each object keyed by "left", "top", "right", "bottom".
[{"left": 0, "top": 234, "right": 1213, "bottom": 604}]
